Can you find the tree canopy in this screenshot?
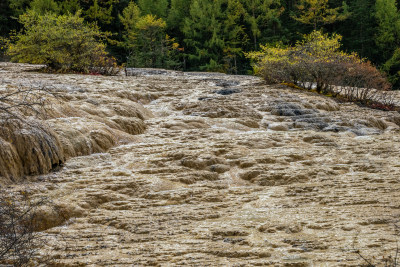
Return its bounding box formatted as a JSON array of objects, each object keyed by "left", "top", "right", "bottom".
[{"left": 0, "top": 0, "right": 399, "bottom": 87}]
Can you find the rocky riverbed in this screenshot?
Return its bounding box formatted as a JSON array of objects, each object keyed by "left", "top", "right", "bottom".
[{"left": 1, "top": 63, "right": 400, "bottom": 266}]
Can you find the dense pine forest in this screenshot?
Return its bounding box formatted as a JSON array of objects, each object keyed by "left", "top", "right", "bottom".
[{"left": 1, "top": 0, "right": 400, "bottom": 88}]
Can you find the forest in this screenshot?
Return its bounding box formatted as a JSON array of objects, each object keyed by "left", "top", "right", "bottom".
[{"left": 1, "top": 0, "right": 400, "bottom": 88}]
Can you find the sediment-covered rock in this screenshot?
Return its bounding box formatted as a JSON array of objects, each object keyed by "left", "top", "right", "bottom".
[
  {"left": 2, "top": 63, "right": 400, "bottom": 266},
  {"left": 0, "top": 63, "right": 151, "bottom": 182},
  {"left": 0, "top": 118, "right": 64, "bottom": 183}
]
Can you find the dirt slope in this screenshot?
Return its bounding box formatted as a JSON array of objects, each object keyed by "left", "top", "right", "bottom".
[{"left": 1, "top": 63, "right": 400, "bottom": 266}]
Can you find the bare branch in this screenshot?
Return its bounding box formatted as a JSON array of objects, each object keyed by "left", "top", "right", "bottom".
[
  {"left": 0, "top": 83, "right": 58, "bottom": 121},
  {"left": 0, "top": 190, "right": 47, "bottom": 266}
]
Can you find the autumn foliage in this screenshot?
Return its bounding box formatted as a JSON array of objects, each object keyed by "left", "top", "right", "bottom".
[{"left": 247, "top": 31, "right": 393, "bottom": 107}]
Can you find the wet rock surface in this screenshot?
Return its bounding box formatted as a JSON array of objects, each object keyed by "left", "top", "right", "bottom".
[
  {"left": 0, "top": 64, "right": 150, "bottom": 183},
  {"left": 1, "top": 63, "right": 400, "bottom": 266}
]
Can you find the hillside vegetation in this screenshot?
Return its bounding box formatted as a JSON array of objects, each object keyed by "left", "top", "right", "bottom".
[{"left": 0, "top": 0, "right": 400, "bottom": 87}]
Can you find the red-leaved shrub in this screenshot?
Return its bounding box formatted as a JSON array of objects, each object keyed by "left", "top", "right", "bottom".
[{"left": 246, "top": 31, "right": 393, "bottom": 106}]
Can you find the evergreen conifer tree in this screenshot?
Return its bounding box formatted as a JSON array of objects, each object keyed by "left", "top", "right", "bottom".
[
  {"left": 375, "top": 0, "right": 400, "bottom": 59},
  {"left": 183, "top": 0, "right": 226, "bottom": 71},
  {"left": 243, "top": 0, "right": 283, "bottom": 49},
  {"left": 29, "top": 0, "right": 60, "bottom": 15},
  {"left": 138, "top": 0, "right": 168, "bottom": 19},
  {"left": 293, "top": 0, "right": 350, "bottom": 30}
]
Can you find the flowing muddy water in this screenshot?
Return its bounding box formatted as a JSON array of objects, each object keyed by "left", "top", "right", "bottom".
[{"left": 1, "top": 63, "right": 400, "bottom": 266}]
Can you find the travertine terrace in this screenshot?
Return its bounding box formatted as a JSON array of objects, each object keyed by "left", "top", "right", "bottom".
[{"left": 1, "top": 63, "right": 400, "bottom": 266}]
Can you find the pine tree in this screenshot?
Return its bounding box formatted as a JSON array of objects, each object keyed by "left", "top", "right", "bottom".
[
  {"left": 138, "top": 0, "right": 168, "bottom": 19},
  {"left": 8, "top": 0, "right": 32, "bottom": 16},
  {"left": 243, "top": 0, "right": 283, "bottom": 49},
  {"left": 29, "top": 0, "right": 60, "bottom": 15},
  {"left": 120, "top": 1, "right": 180, "bottom": 68},
  {"left": 85, "top": 0, "right": 117, "bottom": 24},
  {"left": 375, "top": 0, "right": 400, "bottom": 59},
  {"left": 60, "top": 0, "right": 81, "bottom": 14},
  {"left": 182, "top": 0, "right": 226, "bottom": 71},
  {"left": 167, "top": 0, "right": 192, "bottom": 39},
  {"left": 382, "top": 48, "right": 400, "bottom": 89},
  {"left": 223, "top": 0, "right": 249, "bottom": 73},
  {"left": 335, "top": 0, "right": 376, "bottom": 60},
  {"left": 119, "top": 0, "right": 141, "bottom": 32},
  {"left": 293, "top": 0, "right": 350, "bottom": 30},
  {"left": 375, "top": 0, "right": 400, "bottom": 89}
]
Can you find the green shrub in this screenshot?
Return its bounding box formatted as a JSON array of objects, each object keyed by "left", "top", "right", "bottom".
[{"left": 7, "top": 11, "right": 118, "bottom": 74}]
